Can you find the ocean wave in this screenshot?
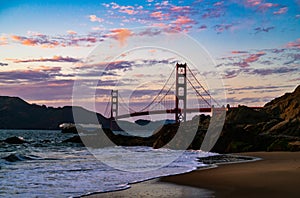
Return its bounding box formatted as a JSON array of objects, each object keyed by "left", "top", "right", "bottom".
[{"left": 2, "top": 153, "right": 41, "bottom": 162}]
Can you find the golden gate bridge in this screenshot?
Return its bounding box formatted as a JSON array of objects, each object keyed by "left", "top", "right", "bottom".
[{"left": 102, "top": 63, "right": 262, "bottom": 125}]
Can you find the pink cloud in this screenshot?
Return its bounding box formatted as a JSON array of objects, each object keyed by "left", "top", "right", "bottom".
[
  {"left": 258, "top": 3, "right": 279, "bottom": 12},
  {"left": 273, "top": 7, "right": 288, "bottom": 15},
  {"left": 170, "top": 5, "right": 190, "bottom": 12},
  {"left": 245, "top": 0, "right": 262, "bottom": 7},
  {"left": 108, "top": 2, "right": 139, "bottom": 15},
  {"left": 89, "top": 15, "right": 104, "bottom": 23},
  {"left": 244, "top": 51, "right": 266, "bottom": 63},
  {"left": 172, "top": 16, "right": 194, "bottom": 25},
  {"left": 151, "top": 11, "right": 163, "bottom": 19},
  {"left": 9, "top": 34, "right": 101, "bottom": 48},
  {"left": 233, "top": 0, "right": 262, "bottom": 8},
  {"left": 150, "top": 11, "right": 169, "bottom": 20},
  {"left": 11, "top": 35, "right": 60, "bottom": 47},
  {"left": 119, "top": 8, "right": 138, "bottom": 15},
  {"left": 230, "top": 51, "right": 266, "bottom": 68},
  {"left": 7, "top": 56, "right": 80, "bottom": 63},
  {"left": 152, "top": 23, "right": 170, "bottom": 29},
  {"left": 286, "top": 38, "right": 300, "bottom": 49}
]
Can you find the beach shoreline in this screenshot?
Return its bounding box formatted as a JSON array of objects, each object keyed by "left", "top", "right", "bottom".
[
  {"left": 162, "top": 151, "right": 300, "bottom": 198},
  {"left": 86, "top": 152, "right": 300, "bottom": 198}
]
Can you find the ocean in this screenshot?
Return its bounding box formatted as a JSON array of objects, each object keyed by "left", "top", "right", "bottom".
[{"left": 0, "top": 130, "right": 217, "bottom": 197}]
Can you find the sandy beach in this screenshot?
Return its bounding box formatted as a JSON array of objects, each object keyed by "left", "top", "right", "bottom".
[
  {"left": 86, "top": 152, "right": 300, "bottom": 198},
  {"left": 162, "top": 152, "right": 300, "bottom": 198}
]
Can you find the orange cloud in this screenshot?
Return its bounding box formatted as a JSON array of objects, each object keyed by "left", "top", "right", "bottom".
[
  {"left": 11, "top": 35, "right": 23, "bottom": 41},
  {"left": 109, "top": 28, "right": 132, "bottom": 46},
  {"left": 67, "top": 30, "right": 77, "bottom": 35},
  {"left": 22, "top": 39, "right": 38, "bottom": 46},
  {"left": 89, "top": 15, "right": 104, "bottom": 23},
  {"left": 0, "top": 35, "right": 8, "bottom": 45}
]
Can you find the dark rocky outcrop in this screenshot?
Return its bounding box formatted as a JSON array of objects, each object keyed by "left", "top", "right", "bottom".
[
  {"left": 3, "top": 136, "right": 28, "bottom": 144},
  {"left": 60, "top": 123, "right": 79, "bottom": 134},
  {"left": 209, "top": 85, "right": 299, "bottom": 153},
  {"left": 264, "top": 85, "right": 300, "bottom": 121},
  {"left": 151, "top": 85, "right": 300, "bottom": 153}
]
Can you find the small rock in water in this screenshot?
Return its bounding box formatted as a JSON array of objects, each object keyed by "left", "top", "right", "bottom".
[
  {"left": 2, "top": 154, "right": 31, "bottom": 162},
  {"left": 3, "top": 136, "right": 28, "bottom": 144}
]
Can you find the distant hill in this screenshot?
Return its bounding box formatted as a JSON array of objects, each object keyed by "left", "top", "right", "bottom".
[{"left": 0, "top": 96, "right": 109, "bottom": 130}]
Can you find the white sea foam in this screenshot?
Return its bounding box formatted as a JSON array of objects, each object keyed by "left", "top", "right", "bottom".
[{"left": 0, "top": 130, "right": 217, "bottom": 197}]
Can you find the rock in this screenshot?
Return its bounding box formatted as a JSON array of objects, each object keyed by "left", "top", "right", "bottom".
[
  {"left": 264, "top": 85, "right": 300, "bottom": 120},
  {"left": 62, "top": 136, "right": 83, "bottom": 144},
  {"left": 59, "top": 123, "right": 78, "bottom": 134},
  {"left": 135, "top": 119, "right": 151, "bottom": 126},
  {"left": 267, "top": 119, "right": 300, "bottom": 136},
  {"left": 288, "top": 141, "right": 300, "bottom": 151},
  {"left": 267, "top": 139, "right": 289, "bottom": 151},
  {"left": 226, "top": 105, "right": 270, "bottom": 125},
  {"left": 3, "top": 136, "right": 28, "bottom": 144}
]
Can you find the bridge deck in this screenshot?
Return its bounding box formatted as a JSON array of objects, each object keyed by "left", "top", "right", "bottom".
[{"left": 116, "top": 107, "right": 263, "bottom": 119}]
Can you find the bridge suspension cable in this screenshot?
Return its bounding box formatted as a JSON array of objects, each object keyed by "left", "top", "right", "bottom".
[
  {"left": 149, "top": 82, "right": 175, "bottom": 111},
  {"left": 103, "top": 96, "right": 111, "bottom": 118},
  {"left": 137, "top": 66, "right": 176, "bottom": 112},
  {"left": 118, "top": 93, "right": 136, "bottom": 113},
  {"left": 186, "top": 78, "right": 211, "bottom": 107},
  {"left": 186, "top": 66, "right": 221, "bottom": 107}
]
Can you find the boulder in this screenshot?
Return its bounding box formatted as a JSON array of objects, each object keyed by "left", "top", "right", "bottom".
[{"left": 3, "top": 136, "right": 28, "bottom": 144}]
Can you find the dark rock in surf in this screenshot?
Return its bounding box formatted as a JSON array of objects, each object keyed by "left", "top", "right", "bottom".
[
  {"left": 62, "top": 135, "right": 83, "bottom": 144},
  {"left": 3, "top": 136, "right": 28, "bottom": 144},
  {"left": 2, "top": 154, "right": 31, "bottom": 162}
]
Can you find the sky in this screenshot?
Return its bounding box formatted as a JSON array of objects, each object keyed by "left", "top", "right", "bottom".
[{"left": 0, "top": 0, "right": 299, "bottom": 118}]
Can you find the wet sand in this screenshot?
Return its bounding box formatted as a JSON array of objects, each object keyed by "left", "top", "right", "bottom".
[
  {"left": 86, "top": 152, "right": 300, "bottom": 197},
  {"left": 162, "top": 152, "right": 300, "bottom": 198}
]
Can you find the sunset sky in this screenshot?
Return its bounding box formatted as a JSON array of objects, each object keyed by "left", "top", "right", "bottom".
[{"left": 0, "top": 0, "right": 299, "bottom": 117}]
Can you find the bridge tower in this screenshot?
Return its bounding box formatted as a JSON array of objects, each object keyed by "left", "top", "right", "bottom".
[
  {"left": 110, "top": 90, "right": 119, "bottom": 130},
  {"left": 111, "top": 90, "right": 118, "bottom": 119},
  {"left": 175, "top": 63, "right": 187, "bottom": 122}
]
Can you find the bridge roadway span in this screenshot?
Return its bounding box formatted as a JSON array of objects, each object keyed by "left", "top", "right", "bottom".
[{"left": 115, "top": 107, "right": 263, "bottom": 119}]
